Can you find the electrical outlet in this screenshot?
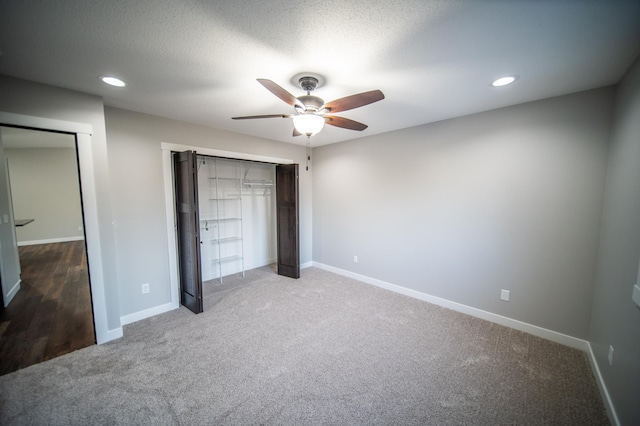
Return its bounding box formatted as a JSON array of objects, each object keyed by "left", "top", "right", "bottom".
[
  {"left": 141, "top": 283, "right": 150, "bottom": 294},
  {"left": 608, "top": 345, "right": 614, "bottom": 365},
  {"left": 500, "top": 289, "right": 510, "bottom": 301},
  {"left": 353, "top": 255, "right": 358, "bottom": 263}
]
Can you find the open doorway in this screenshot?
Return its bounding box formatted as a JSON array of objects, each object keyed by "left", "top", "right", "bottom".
[{"left": 0, "top": 126, "right": 95, "bottom": 375}]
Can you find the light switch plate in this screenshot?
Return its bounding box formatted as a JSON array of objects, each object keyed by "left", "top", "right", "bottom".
[{"left": 632, "top": 284, "right": 640, "bottom": 309}]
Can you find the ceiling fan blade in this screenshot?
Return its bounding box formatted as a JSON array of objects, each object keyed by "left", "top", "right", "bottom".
[
  {"left": 257, "top": 79, "right": 303, "bottom": 108},
  {"left": 293, "top": 128, "right": 302, "bottom": 137},
  {"left": 322, "top": 90, "right": 384, "bottom": 113},
  {"left": 232, "top": 114, "right": 293, "bottom": 120},
  {"left": 324, "top": 115, "right": 368, "bottom": 131}
]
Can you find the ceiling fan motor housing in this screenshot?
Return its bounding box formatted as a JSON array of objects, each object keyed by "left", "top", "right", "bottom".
[{"left": 297, "top": 95, "right": 324, "bottom": 112}]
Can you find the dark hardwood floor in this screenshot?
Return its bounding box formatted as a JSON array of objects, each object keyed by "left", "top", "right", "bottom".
[{"left": 0, "top": 241, "right": 95, "bottom": 376}]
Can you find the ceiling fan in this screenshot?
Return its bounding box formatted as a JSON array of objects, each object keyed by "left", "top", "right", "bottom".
[{"left": 232, "top": 76, "right": 385, "bottom": 137}]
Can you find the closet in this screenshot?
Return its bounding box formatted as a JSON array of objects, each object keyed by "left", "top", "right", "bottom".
[
  {"left": 197, "top": 156, "right": 276, "bottom": 282},
  {"left": 173, "top": 150, "right": 299, "bottom": 314}
]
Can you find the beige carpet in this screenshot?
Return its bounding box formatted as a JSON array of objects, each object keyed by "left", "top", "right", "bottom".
[{"left": 0, "top": 266, "right": 609, "bottom": 425}]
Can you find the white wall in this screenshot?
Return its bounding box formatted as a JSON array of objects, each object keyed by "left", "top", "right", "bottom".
[
  {"left": 313, "top": 87, "right": 614, "bottom": 339},
  {"left": 104, "top": 106, "right": 311, "bottom": 319},
  {"left": 589, "top": 57, "right": 640, "bottom": 426},
  {"left": 239, "top": 162, "right": 277, "bottom": 270},
  {"left": 5, "top": 147, "right": 84, "bottom": 244}
]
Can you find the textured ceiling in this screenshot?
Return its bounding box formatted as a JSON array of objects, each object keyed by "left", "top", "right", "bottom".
[{"left": 1, "top": 0, "right": 639, "bottom": 147}]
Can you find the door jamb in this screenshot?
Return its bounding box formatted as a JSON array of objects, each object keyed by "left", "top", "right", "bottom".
[{"left": 0, "top": 111, "right": 113, "bottom": 343}]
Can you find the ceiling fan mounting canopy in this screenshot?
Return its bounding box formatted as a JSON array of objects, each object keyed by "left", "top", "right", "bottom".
[
  {"left": 231, "top": 74, "right": 385, "bottom": 137},
  {"left": 296, "top": 76, "right": 325, "bottom": 113},
  {"left": 298, "top": 76, "right": 319, "bottom": 93}
]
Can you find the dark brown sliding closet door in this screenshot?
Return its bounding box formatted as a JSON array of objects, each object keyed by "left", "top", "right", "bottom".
[
  {"left": 275, "top": 163, "right": 300, "bottom": 279},
  {"left": 174, "top": 150, "right": 203, "bottom": 313}
]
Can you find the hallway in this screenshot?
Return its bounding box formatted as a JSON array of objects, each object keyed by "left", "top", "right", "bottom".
[{"left": 0, "top": 241, "right": 95, "bottom": 376}]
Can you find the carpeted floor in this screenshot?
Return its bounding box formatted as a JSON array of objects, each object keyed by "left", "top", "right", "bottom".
[{"left": 0, "top": 266, "right": 609, "bottom": 425}]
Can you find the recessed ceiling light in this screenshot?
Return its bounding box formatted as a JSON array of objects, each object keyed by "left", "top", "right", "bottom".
[
  {"left": 99, "top": 76, "right": 126, "bottom": 87},
  {"left": 491, "top": 76, "right": 518, "bottom": 87}
]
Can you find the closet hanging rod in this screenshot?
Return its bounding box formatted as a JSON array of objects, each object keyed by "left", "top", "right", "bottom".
[{"left": 243, "top": 179, "right": 274, "bottom": 188}]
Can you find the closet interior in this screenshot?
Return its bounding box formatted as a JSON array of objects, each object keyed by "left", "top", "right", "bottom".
[{"left": 196, "top": 156, "right": 276, "bottom": 282}]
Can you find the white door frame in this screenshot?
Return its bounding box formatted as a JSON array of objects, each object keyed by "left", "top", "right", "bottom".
[{"left": 0, "top": 111, "right": 112, "bottom": 344}]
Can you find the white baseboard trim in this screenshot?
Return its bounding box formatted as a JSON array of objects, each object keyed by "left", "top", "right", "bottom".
[
  {"left": 301, "top": 261, "right": 313, "bottom": 269},
  {"left": 586, "top": 344, "right": 620, "bottom": 426},
  {"left": 3, "top": 279, "right": 21, "bottom": 307},
  {"left": 18, "top": 236, "right": 84, "bottom": 246},
  {"left": 97, "top": 326, "right": 123, "bottom": 344},
  {"left": 120, "top": 301, "right": 178, "bottom": 326},
  {"left": 312, "top": 262, "right": 589, "bottom": 351}
]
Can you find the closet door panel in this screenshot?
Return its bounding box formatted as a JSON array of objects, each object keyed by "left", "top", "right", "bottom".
[
  {"left": 174, "top": 150, "right": 203, "bottom": 314},
  {"left": 276, "top": 163, "right": 299, "bottom": 279}
]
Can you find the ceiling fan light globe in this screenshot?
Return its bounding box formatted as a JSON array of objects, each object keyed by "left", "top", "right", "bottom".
[{"left": 293, "top": 114, "right": 325, "bottom": 136}]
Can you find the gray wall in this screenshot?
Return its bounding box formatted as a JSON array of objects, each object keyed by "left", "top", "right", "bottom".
[
  {"left": 589, "top": 58, "right": 640, "bottom": 426},
  {"left": 5, "top": 147, "right": 84, "bottom": 244},
  {"left": 103, "top": 107, "right": 311, "bottom": 318},
  {"left": 0, "top": 75, "right": 121, "bottom": 331},
  {"left": 313, "top": 88, "right": 614, "bottom": 339}
]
